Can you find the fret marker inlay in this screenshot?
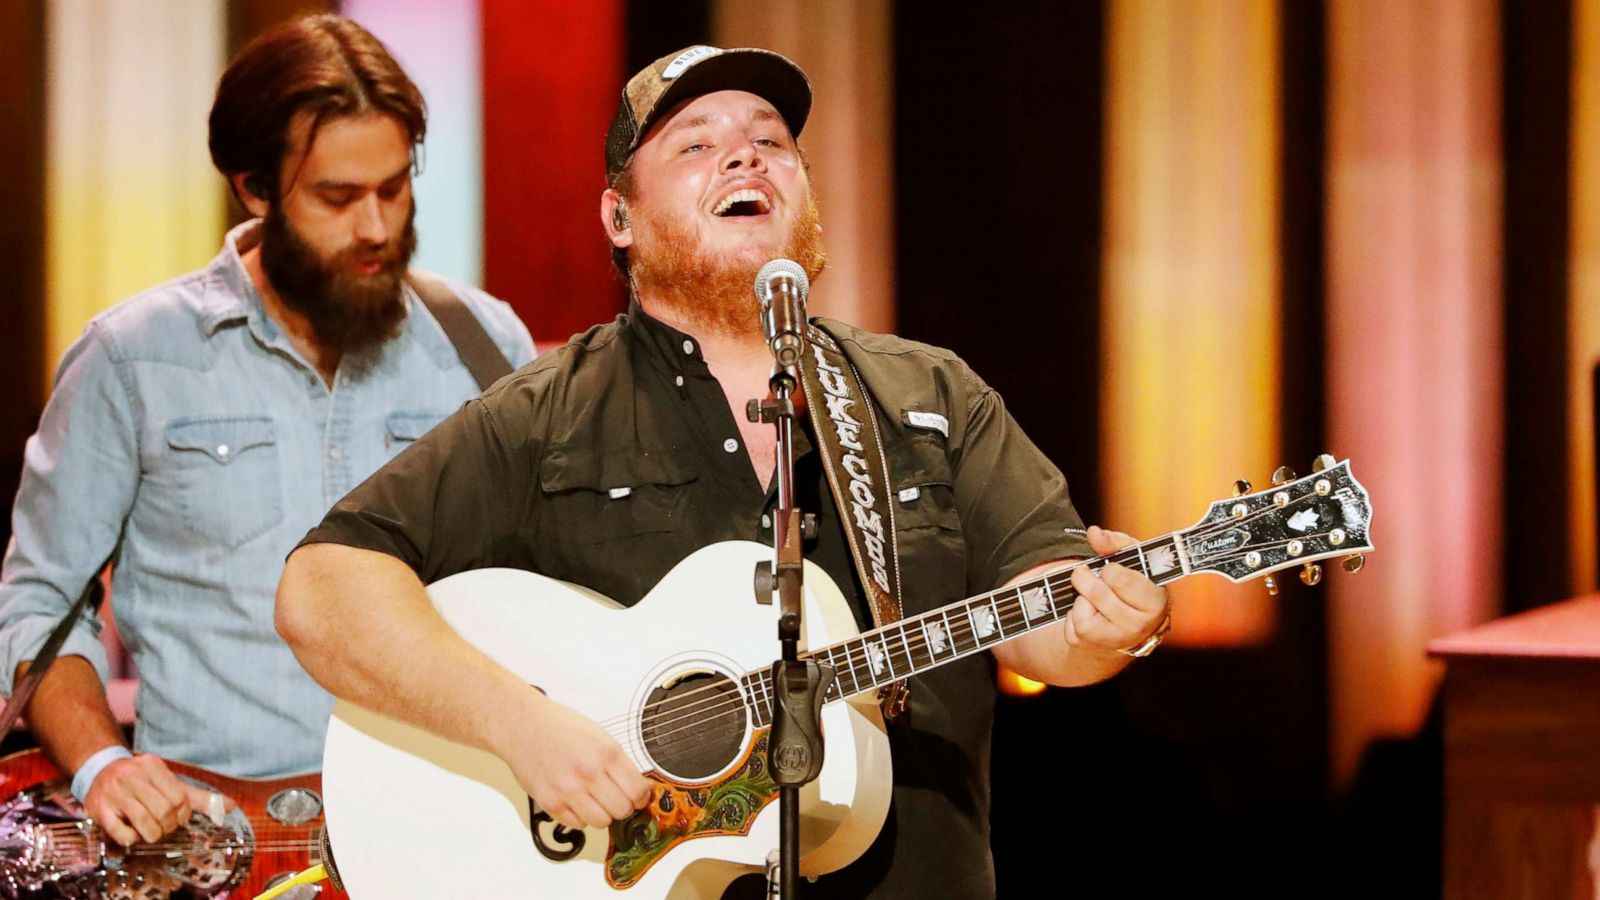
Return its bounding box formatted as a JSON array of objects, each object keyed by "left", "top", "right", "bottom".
[
  {"left": 1022, "top": 587, "right": 1050, "bottom": 620},
  {"left": 1146, "top": 546, "right": 1176, "bottom": 576},
  {"left": 867, "top": 642, "right": 887, "bottom": 675},
  {"left": 972, "top": 607, "right": 998, "bottom": 638},
  {"left": 925, "top": 621, "right": 949, "bottom": 654}
]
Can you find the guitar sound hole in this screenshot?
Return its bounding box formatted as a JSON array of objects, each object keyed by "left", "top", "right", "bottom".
[{"left": 640, "top": 671, "right": 746, "bottom": 780}]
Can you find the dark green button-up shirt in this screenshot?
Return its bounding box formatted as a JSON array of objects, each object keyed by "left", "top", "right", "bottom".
[{"left": 304, "top": 301, "right": 1092, "bottom": 898}]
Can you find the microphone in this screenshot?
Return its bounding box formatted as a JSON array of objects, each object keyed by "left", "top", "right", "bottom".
[{"left": 755, "top": 259, "right": 810, "bottom": 368}]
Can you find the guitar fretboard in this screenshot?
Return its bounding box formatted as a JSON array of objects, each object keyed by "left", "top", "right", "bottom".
[{"left": 738, "top": 532, "right": 1192, "bottom": 727}]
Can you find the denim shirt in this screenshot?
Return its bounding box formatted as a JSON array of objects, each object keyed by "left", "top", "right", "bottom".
[{"left": 0, "top": 221, "right": 535, "bottom": 778}]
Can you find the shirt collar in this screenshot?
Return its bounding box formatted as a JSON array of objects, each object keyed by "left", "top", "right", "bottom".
[
  {"left": 197, "top": 219, "right": 277, "bottom": 339},
  {"left": 624, "top": 295, "right": 710, "bottom": 373}
]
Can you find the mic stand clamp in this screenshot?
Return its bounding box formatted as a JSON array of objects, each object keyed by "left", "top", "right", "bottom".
[{"left": 747, "top": 363, "right": 828, "bottom": 899}]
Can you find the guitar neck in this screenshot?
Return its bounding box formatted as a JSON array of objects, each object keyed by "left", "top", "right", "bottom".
[
  {"left": 732, "top": 459, "right": 1373, "bottom": 724},
  {"left": 737, "top": 531, "right": 1195, "bottom": 724}
]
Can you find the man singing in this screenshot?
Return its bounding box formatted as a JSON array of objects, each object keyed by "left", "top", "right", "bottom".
[{"left": 279, "top": 46, "right": 1166, "bottom": 897}]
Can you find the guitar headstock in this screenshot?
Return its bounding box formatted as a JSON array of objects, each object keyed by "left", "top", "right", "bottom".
[{"left": 1183, "top": 455, "right": 1373, "bottom": 589}]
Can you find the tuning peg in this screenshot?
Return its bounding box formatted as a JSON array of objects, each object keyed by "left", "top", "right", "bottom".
[
  {"left": 1341, "top": 554, "right": 1365, "bottom": 573},
  {"left": 1271, "top": 466, "right": 1296, "bottom": 485},
  {"left": 1312, "top": 453, "right": 1337, "bottom": 473},
  {"left": 1299, "top": 563, "right": 1323, "bottom": 586},
  {"left": 1264, "top": 575, "right": 1279, "bottom": 596},
  {"left": 1233, "top": 479, "right": 1252, "bottom": 496}
]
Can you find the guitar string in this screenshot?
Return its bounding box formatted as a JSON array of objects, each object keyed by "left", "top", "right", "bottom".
[
  {"left": 631, "top": 480, "right": 1350, "bottom": 747},
  {"left": 596, "top": 564, "right": 1092, "bottom": 752},
  {"left": 592, "top": 547, "right": 1120, "bottom": 739},
  {"left": 605, "top": 532, "right": 1332, "bottom": 760},
  {"left": 600, "top": 578, "right": 1097, "bottom": 760},
  {"left": 610, "top": 561, "right": 1111, "bottom": 756},
  {"left": 38, "top": 822, "right": 321, "bottom": 847},
  {"left": 38, "top": 841, "right": 321, "bottom": 852},
  {"left": 609, "top": 548, "right": 1317, "bottom": 761},
  {"left": 598, "top": 498, "right": 1345, "bottom": 756},
  {"left": 39, "top": 831, "right": 321, "bottom": 851},
  {"left": 596, "top": 493, "right": 1338, "bottom": 748},
  {"left": 38, "top": 821, "right": 321, "bottom": 858},
  {"left": 599, "top": 485, "right": 1335, "bottom": 736}
]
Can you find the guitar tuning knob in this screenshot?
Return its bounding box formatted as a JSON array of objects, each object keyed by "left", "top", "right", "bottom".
[
  {"left": 1271, "top": 466, "right": 1296, "bottom": 486},
  {"left": 1233, "top": 479, "right": 1252, "bottom": 497},
  {"left": 1299, "top": 562, "right": 1323, "bottom": 586},
  {"left": 1264, "top": 575, "right": 1279, "bottom": 596},
  {"left": 1312, "top": 453, "right": 1337, "bottom": 473},
  {"left": 1342, "top": 554, "right": 1366, "bottom": 573}
]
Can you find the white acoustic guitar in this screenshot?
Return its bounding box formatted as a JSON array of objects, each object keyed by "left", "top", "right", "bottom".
[{"left": 320, "top": 458, "right": 1373, "bottom": 898}]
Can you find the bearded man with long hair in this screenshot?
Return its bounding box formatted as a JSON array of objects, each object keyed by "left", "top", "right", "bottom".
[{"left": 0, "top": 14, "right": 533, "bottom": 848}]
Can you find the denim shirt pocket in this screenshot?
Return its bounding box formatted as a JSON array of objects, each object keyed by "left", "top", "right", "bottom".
[
  {"left": 385, "top": 410, "right": 449, "bottom": 457},
  {"left": 165, "top": 415, "right": 283, "bottom": 549}
]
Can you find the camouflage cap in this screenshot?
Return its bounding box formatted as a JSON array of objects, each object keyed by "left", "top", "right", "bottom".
[{"left": 605, "top": 45, "right": 812, "bottom": 181}]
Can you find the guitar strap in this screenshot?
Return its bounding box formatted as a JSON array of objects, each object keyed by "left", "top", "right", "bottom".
[
  {"left": 0, "top": 570, "right": 107, "bottom": 738},
  {"left": 798, "top": 323, "right": 909, "bottom": 720},
  {"left": 407, "top": 273, "right": 514, "bottom": 392}
]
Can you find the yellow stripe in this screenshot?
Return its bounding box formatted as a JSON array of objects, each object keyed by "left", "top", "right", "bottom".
[
  {"left": 1103, "top": 0, "right": 1281, "bottom": 646},
  {"left": 1571, "top": 0, "right": 1600, "bottom": 594},
  {"left": 44, "top": 1, "right": 225, "bottom": 387}
]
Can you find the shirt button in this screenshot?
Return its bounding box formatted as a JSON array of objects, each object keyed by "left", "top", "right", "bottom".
[
  {"left": 215, "top": 444, "right": 230, "bottom": 459},
  {"left": 328, "top": 447, "right": 343, "bottom": 460},
  {"left": 674, "top": 375, "right": 684, "bottom": 387},
  {"left": 682, "top": 339, "right": 695, "bottom": 355},
  {"left": 761, "top": 514, "right": 772, "bottom": 529},
  {"left": 722, "top": 438, "right": 738, "bottom": 453}
]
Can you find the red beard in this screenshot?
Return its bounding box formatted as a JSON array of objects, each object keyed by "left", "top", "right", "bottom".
[{"left": 628, "top": 194, "right": 827, "bottom": 337}]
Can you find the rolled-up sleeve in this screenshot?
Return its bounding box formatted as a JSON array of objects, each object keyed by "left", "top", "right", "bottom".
[{"left": 0, "top": 323, "right": 140, "bottom": 695}]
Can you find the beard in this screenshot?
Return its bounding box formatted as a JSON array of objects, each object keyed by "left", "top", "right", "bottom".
[
  {"left": 628, "top": 192, "right": 827, "bottom": 338},
  {"left": 259, "top": 203, "right": 416, "bottom": 355}
]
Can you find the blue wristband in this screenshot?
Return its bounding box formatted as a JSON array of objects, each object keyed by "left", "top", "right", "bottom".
[{"left": 71, "top": 745, "right": 132, "bottom": 803}]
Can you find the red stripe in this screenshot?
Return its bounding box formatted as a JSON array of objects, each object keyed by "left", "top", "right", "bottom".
[{"left": 482, "top": 0, "right": 624, "bottom": 345}]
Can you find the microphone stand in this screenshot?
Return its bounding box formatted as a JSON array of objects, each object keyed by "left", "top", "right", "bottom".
[{"left": 748, "top": 306, "right": 830, "bottom": 900}]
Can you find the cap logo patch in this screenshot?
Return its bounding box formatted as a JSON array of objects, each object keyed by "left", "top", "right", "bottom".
[{"left": 662, "top": 46, "right": 722, "bottom": 80}]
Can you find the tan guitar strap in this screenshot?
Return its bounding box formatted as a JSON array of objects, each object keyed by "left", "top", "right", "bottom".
[{"left": 798, "top": 323, "right": 909, "bottom": 720}]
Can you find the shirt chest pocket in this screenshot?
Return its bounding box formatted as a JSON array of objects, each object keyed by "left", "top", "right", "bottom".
[
  {"left": 539, "top": 445, "right": 697, "bottom": 542},
  {"left": 164, "top": 416, "right": 284, "bottom": 549},
  {"left": 385, "top": 410, "right": 449, "bottom": 457},
  {"left": 888, "top": 433, "right": 967, "bottom": 600}
]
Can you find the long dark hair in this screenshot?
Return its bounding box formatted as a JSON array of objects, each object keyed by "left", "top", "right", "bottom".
[{"left": 208, "top": 14, "right": 426, "bottom": 204}]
